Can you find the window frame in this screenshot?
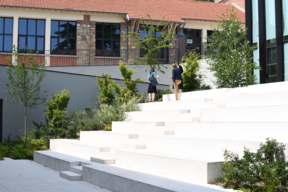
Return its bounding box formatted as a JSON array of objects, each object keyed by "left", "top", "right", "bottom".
[
  {"left": 95, "top": 23, "right": 121, "bottom": 57},
  {"left": 50, "top": 20, "right": 77, "bottom": 55},
  {"left": 18, "top": 18, "right": 45, "bottom": 54},
  {"left": 0, "top": 17, "right": 13, "bottom": 53}
]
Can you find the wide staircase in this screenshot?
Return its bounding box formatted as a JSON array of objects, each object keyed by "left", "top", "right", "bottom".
[{"left": 34, "top": 81, "right": 288, "bottom": 192}]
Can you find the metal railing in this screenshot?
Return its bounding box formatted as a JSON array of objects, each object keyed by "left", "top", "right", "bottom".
[{"left": 0, "top": 48, "right": 178, "bottom": 66}]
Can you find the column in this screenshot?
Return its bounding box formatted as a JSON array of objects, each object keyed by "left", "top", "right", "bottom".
[
  {"left": 202, "top": 29, "right": 207, "bottom": 55},
  {"left": 12, "top": 16, "right": 18, "bottom": 64},
  {"left": 45, "top": 18, "right": 51, "bottom": 66}
]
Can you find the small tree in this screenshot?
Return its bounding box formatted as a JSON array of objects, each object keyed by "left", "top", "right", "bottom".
[
  {"left": 206, "top": 8, "right": 259, "bottom": 88},
  {"left": 126, "top": 14, "right": 176, "bottom": 73},
  {"left": 96, "top": 62, "right": 143, "bottom": 104},
  {"left": 5, "top": 48, "right": 47, "bottom": 145},
  {"left": 180, "top": 50, "right": 211, "bottom": 92}
]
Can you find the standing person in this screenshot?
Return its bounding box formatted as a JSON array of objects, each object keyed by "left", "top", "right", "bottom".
[
  {"left": 172, "top": 63, "right": 182, "bottom": 101},
  {"left": 175, "top": 60, "right": 183, "bottom": 93},
  {"left": 148, "top": 67, "right": 157, "bottom": 102}
]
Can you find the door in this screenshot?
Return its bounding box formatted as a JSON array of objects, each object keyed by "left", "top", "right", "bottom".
[
  {"left": 266, "top": 46, "right": 277, "bottom": 82},
  {"left": 178, "top": 35, "right": 186, "bottom": 60},
  {"left": 0, "top": 99, "right": 2, "bottom": 143},
  {"left": 186, "top": 36, "right": 202, "bottom": 55}
]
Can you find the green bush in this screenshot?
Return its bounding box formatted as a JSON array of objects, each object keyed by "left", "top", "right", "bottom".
[
  {"left": 88, "top": 95, "right": 141, "bottom": 131},
  {"left": 0, "top": 136, "right": 48, "bottom": 160},
  {"left": 216, "top": 138, "right": 288, "bottom": 191}
]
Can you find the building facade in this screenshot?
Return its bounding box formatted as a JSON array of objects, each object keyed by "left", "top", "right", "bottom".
[{"left": 246, "top": 0, "right": 288, "bottom": 83}]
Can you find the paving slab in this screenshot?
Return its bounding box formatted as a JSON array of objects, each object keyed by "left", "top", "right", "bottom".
[{"left": 0, "top": 158, "right": 111, "bottom": 192}]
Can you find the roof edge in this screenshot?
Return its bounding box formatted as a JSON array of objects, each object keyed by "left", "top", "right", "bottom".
[
  {"left": 129, "top": 17, "right": 185, "bottom": 24},
  {"left": 0, "top": 5, "right": 127, "bottom": 15}
]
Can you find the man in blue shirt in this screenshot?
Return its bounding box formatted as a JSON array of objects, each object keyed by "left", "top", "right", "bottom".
[{"left": 172, "top": 63, "right": 182, "bottom": 100}]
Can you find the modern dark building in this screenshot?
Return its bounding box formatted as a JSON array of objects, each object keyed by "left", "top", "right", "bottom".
[{"left": 246, "top": 0, "right": 288, "bottom": 83}]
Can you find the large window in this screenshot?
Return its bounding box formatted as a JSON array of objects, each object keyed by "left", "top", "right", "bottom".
[
  {"left": 265, "top": 0, "right": 276, "bottom": 44},
  {"left": 283, "top": 0, "right": 288, "bottom": 40},
  {"left": 140, "top": 26, "right": 163, "bottom": 58},
  {"left": 51, "top": 21, "right": 76, "bottom": 55},
  {"left": 18, "top": 19, "right": 45, "bottom": 53},
  {"left": 252, "top": 0, "right": 259, "bottom": 44},
  {"left": 0, "top": 18, "right": 13, "bottom": 52},
  {"left": 96, "top": 23, "right": 120, "bottom": 56}
]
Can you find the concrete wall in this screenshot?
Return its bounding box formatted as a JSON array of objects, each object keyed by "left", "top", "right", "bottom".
[{"left": 0, "top": 65, "right": 168, "bottom": 141}]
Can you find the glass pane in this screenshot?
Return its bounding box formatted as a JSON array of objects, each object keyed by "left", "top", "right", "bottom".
[
  {"left": 140, "top": 48, "right": 147, "bottom": 57},
  {"left": 59, "top": 38, "right": 67, "bottom": 50},
  {"left": 4, "top": 18, "right": 13, "bottom": 34},
  {"left": 112, "top": 24, "right": 120, "bottom": 39},
  {"left": 51, "top": 21, "right": 59, "bottom": 36},
  {"left": 59, "top": 21, "right": 67, "bottom": 37},
  {"left": 283, "top": 0, "right": 288, "bottom": 38},
  {"left": 51, "top": 38, "right": 58, "bottom": 53},
  {"left": 68, "top": 22, "right": 76, "bottom": 37},
  {"left": 112, "top": 50, "right": 120, "bottom": 56},
  {"left": 252, "top": 0, "right": 259, "bottom": 43},
  {"left": 268, "top": 65, "right": 277, "bottom": 76},
  {"left": 267, "top": 47, "right": 277, "bottom": 64},
  {"left": 269, "top": 76, "right": 277, "bottom": 82},
  {"left": 68, "top": 38, "right": 76, "bottom": 51},
  {"left": 37, "top": 37, "right": 44, "bottom": 51},
  {"left": 265, "top": 0, "right": 276, "bottom": 42},
  {"left": 19, "top": 19, "right": 27, "bottom": 35},
  {"left": 96, "top": 40, "right": 102, "bottom": 49},
  {"left": 285, "top": 43, "right": 288, "bottom": 81},
  {"left": 0, "top": 18, "right": 3, "bottom": 34},
  {"left": 156, "top": 31, "right": 161, "bottom": 38},
  {"left": 253, "top": 49, "right": 260, "bottom": 83},
  {"left": 0, "top": 35, "right": 3, "bottom": 51},
  {"left": 103, "top": 40, "right": 111, "bottom": 56},
  {"left": 140, "top": 30, "right": 146, "bottom": 39},
  {"left": 104, "top": 24, "right": 111, "bottom": 39},
  {"left": 37, "top": 20, "right": 45, "bottom": 36},
  {"left": 113, "top": 41, "right": 120, "bottom": 49},
  {"left": 180, "top": 29, "right": 184, "bottom": 36},
  {"left": 28, "top": 20, "right": 36, "bottom": 35},
  {"left": 4, "top": 35, "right": 12, "bottom": 52},
  {"left": 19, "top": 36, "right": 26, "bottom": 51},
  {"left": 96, "top": 24, "right": 103, "bottom": 38},
  {"left": 27, "top": 36, "right": 36, "bottom": 51}
]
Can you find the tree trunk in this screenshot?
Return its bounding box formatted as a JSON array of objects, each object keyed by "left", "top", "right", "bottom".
[{"left": 24, "top": 105, "right": 27, "bottom": 146}]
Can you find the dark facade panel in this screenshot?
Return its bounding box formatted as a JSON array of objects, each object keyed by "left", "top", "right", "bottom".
[
  {"left": 275, "top": 0, "right": 284, "bottom": 81},
  {"left": 258, "top": 0, "right": 267, "bottom": 83},
  {"left": 0, "top": 99, "right": 2, "bottom": 143}
]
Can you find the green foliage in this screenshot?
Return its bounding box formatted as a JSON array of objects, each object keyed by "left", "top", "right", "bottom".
[
  {"left": 0, "top": 138, "right": 48, "bottom": 160},
  {"left": 216, "top": 138, "right": 288, "bottom": 191},
  {"left": 206, "top": 8, "right": 259, "bottom": 88},
  {"left": 96, "top": 62, "right": 143, "bottom": 104},
  {"left": 5, "top": 47, "right": 47, "bottom": 144},
  {"left": 126, "top": 14, "right": 176, "bottom": 73},
  {"left": 92, "top": 96, "right": 141, "bottom": 131},
  {"left": 45, "top": 89, "right": 71, "bottom": 128},
  {"left": 180, "top": 50, "right": 211, "bottom": 92}
]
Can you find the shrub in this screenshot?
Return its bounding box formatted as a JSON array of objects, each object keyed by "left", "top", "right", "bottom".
[
  {"left": 0, "top": 137, "right": 48, "bottom": 160},
  {"left": 216, "top": 138, "right": 288, "bottom": 191}
]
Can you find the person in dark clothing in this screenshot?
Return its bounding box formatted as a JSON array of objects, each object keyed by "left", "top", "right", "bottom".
[
  {"left": 172, "top": 63, "right": 182, "bottom": 101},
  {"left": 175, "top": 60, "right": 183, "bottom": 92},
  {"left": 172, "top": 60, "right": 183, "bottom": 92}
]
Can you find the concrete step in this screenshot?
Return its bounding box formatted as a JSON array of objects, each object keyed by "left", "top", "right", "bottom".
[
  {"left": 80, "top": 131, "right": 145, "bottom": 146},
  {"left": 224, "top": 92, "right": 288, "bottom": 108},
  {"left": 119, "top": 142, "right": 146, "bottom": 149},
  {"left": 60, "top": 171, "right": 83, "bottom": 181},
  {"left": 125, "top": 109, "right": 197, "bottom": 122},
  {"left": 50, "top": 139, "right": 110, "bottom": 160},
  {"left": 144, "top": 135, "right": 288, "bottom": 158},
  {"left": 112, "top": 122, "right": 163, "bottom": 134},
  {"left": 138, "top": 98, "right": 216, "bottom": 111},
  {"left": 115, "top": 148, "right": 223, "bottom": 184},
  {"left": 165, "top": 121, "right": 288, "bottom": 140},
  {"left": 82, "top": 163, "right": 232, "bottom": 192},
  {"left": 90, "top": 153, "right": 115, "bottom": 164},
  {"left": 200, "top": 105, "right": 288, "bottom": 122},
  {"left": 70, "top": 166, "right": 83, "bottom": 175}
]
